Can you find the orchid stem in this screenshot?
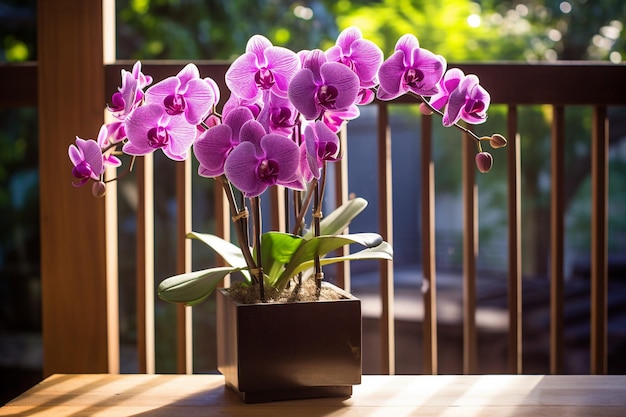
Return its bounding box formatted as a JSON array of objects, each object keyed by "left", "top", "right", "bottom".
[
  {"left": 312, "top": 163, "right": 327, "bottom": 298},
  {"left": 411, "top": 92, "right": 483, "bottom": 147},
  {"left": 218, "top": 175, "right": 258, "bottom": 283},
  {"left": 103, "top": 154, "right": 136, "bottom": 183},
  {"left": 291, "top": 179, "right": 318, "bottom": 236},
  {"left": 251, "top": 196, "right": 265, "bottom": 302}
]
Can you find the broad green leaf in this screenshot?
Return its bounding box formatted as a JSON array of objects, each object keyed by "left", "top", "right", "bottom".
[
  {"left": 260, "top": 232, "right": 304, "bottom": 284},
  {"left": 187, "top": 232, "right": 247, "bottom": 268},
  {"left": 275, "top": 241, "right": 393, "bottom": 290},
  {"left": 158, "top": 266, "right": 242, "bottom": 306},
  {"left": 276, "top": 232, "right": 384, "bottom": 285},
  {"left": 303, "top": 197, "right": 368, "bottom": 239}
]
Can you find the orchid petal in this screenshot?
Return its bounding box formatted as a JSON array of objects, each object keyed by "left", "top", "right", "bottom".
[{"left": 288, "top": 68, "right": 319, "bottom": 119}]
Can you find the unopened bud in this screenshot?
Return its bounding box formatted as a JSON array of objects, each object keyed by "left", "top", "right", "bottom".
[
  {"left": 419, "top": 102, "right": 433, "bottom": 116},
  {"left": 475, "top": 152, "right": 493, "bottom": 173},
  {"left": 489, "top": 133, "right": 507, "bottom": 149},
  {"left": 92, "top": 181, "right": 107, "bottom": 198}
]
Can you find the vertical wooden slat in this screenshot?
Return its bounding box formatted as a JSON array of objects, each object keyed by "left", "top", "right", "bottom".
[
  {"left": 334, "top": 128, "right": 351, "bottom": 291},
  {"left": 377, "top": 104, "right": 395, "bottom": 375},
  {"left": 103, "top": 0, "right": 119, "bottom": 376},
  {"left": 550, "top": 106, "right": 565, "bottom": 374},
  {"left": 269, "top": 186, "right": 286, "bottom": 232},
  {"left": 420, "top": 114, "right": 437, "bottom": 375},
  {"left": 507, "top": 106, "right": 522, "bottom": 374},
  {"left": 136, "top": 153, "right": 155, "bottom": 374},
  {"left": 462, "top": 132, "right": 478, "bottom": 374},
  {"left": 39, "top": 0, "right": 118, "bottom": 376},
  {"left": 591, "top": 106, "right": 608, "bottom": 375},
  {"left": 176, "top": 158, "right": 193, "bottom": 374}
]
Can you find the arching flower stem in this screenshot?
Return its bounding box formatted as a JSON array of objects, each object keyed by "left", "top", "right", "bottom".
[
  {"left": 291, "top": 178, "right": 318, "bottom": 236},
  {"left": 410, "top": 91, "right": 484, "bottom": 153},
  {"left": 103, "top": 154, "right": 136, "bottom": 183}
]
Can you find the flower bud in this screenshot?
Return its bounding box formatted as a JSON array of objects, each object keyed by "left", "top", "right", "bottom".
[
  {"left": 419, "top": 102, "right": 433, "bottom": 116},
  {"left": 489, "top": 133, "right": 507, "bottom": 149},
  {"left": 92, "top": 181, "right": 107, "bottom": 198},
  {"left": 475, "top": 152, "right": 493, "bottom": 173}
]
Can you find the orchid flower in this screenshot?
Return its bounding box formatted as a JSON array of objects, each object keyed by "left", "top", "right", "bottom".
[
  {"left": 326, "top": 26, "right": 383, "bottom": 90},
  {"left": 194, "top": 106, "right": 255, "bottom": 178},
  {"left": 69, "top": 137, "right": 105, "bottom": 187},
  {"left": 123, "top": 104, "right": 197, "bottom": 161},
  {"left": 377, "top": 34, "right": 446, "bottom": 100},
  {"left": 226, "top": 35, "right": 300, "bottom": 101},
  {"left": 107, "top": 61, "right": 153, "bottom": 120},
  {"left": 132, "top": 60, "right": 153, "bottom": 90},
  {"left": 430, "top": 69, "right": 490, "bottom": 126},
  {"left": 445, "top": 74, "right": 490, "bottom": 126},
  {"left": 304, "top": 121, "right": 341, "bottom": 179},
  {"left": 108, "top": 70, "right": 140, "bottom": 120},
  {"left": 288, "top": 49, "right": 360, "bottom": 120},
  {"left": 257, "top": 91, "right": 298, "bottom": 135},
  {"left": 145, "top": 63, "right": 217, "bottom": 125},
  {"left": 224, "top": 125, "right": 301, "bottom": 197}
]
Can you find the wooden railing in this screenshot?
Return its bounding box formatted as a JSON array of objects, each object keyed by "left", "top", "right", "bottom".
[
  {"left": 103, "top": 61, "right": 622, "bottom": 376},
  {"left": 3, "top": 0, "right": 626, "bottom": 378}
]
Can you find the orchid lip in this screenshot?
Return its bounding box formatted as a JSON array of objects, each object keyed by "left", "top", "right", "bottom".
[
  {"left": 255, "top": 68, "right": 275, "bottom": 90},
  {"left": 404, "top": 68, "right": 424, "bottom": 88},
  {"left": 316, "top": 85, "right": 339, "bottom": 109},
  {"left": 147, "top": 127, "right": 170, "bottom": 148},
  {"left": 164, "top": 94, "right": 186, "bottom": 115},
  {"left": 257, "top": 159, "right": 280, "bottom": 185}
]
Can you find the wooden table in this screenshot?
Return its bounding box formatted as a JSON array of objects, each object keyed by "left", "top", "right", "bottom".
[{"left": 2, "top": 374, "right": 625, "bottom": 416}]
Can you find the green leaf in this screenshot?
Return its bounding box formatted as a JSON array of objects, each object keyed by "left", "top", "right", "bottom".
[
  {"left": 275, "top": 232, "right": 385, "bottom": 288},
  {"left": 301, "top": 241, "right": 393, "bottom": 273},
  {"left": 260, "top": 232, "right": 305, "bottom": 284},
  {"left": 158, "top": 266, "right": 242, "bottom": 306},
  {"left": 187, "top": 232, "right": 247, "bottom": 268},
  {"left": 303, "top": 197, "right": 368, "bottom": 239}
]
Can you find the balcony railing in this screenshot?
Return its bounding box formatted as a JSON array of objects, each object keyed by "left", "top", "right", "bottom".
[{"left": 99, "top": 61, "right": 625, "bottom": 376}]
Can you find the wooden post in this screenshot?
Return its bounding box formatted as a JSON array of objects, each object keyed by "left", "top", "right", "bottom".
[{"left": 38, "top": 0, "right": 118, "bottom": 376}]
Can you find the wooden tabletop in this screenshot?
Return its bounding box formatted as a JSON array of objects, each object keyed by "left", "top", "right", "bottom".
[{"left": 2, "top": 373, "right": 625, "bottom": 416}]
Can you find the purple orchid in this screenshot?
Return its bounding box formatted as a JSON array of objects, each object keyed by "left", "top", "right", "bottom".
[
  {"left": 123, "top": 104, "right": 197, "bottom": 161},
  {"left": 326, "top": 26, "right": 383, "bottom": 89},
  {"left": 224, "top": 128, "right": 301, "bottom": 197},
  {"left": 445, "top": 74, "right": 490, "bottom": 126},
  {"left": 108, "top": 70, "right": 140, "bottom": 120},
  {"left": 377, "top": 34, "right": 446, "bottom": 100},
  {"left": 304, "top": 121, "right": 341, "bottom": 179},
  {"left": 107, "top": 61, "right": 152, "bottom": 120},
  {"left": 225, "top": 35, "right": 300, "bottom": 101},
  {"left": 69, "top": 138, "right": 105, "bottom": 187},
  {"left": 194, "top": 106, "right": 255, "bottom": 178},
  {"left": 429, "top": 68, "right": 464, "bottom": 112},
  {"left": 145, "top": 63, "right": 217, "bottom": 125},
  {"left": 288, "top": 49, "right": 360, "bottom": 120},
  {"left": 132, "top": 60, "right": 153, "bottom": 90},
  {"left": 257, "top": 91, "right": 298, "bottom": 135},
  {"left": 430, "top": 69, "right": 490, "bottom": 126}
]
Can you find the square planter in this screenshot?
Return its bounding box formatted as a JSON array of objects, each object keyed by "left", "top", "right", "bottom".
[{"left": 216, "top": 282, "right": 362, "bottom": 403}]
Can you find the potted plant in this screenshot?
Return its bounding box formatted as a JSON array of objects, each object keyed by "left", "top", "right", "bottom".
[{"left": 68, "top": 26, "right": 505, "bottom": 402}]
